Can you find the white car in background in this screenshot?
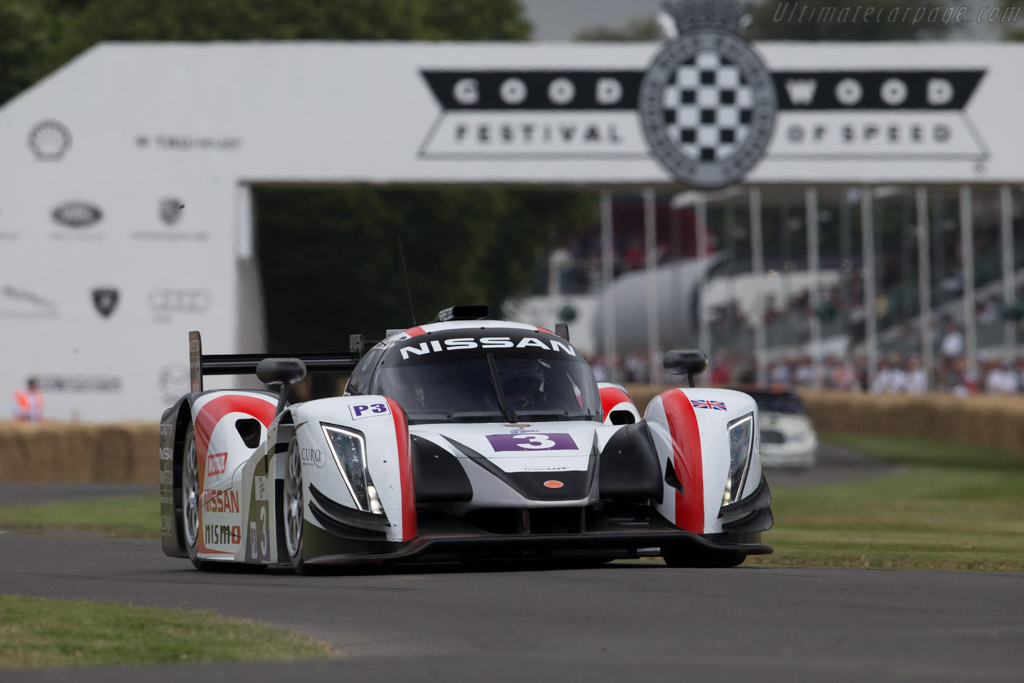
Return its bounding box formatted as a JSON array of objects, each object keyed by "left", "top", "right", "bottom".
[{"left": 744, "top": 389, "right": 818, "bottom": 469}]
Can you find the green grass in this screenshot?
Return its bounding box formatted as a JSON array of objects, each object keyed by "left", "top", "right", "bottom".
[
  {"left": 0, "top": 494, "right": 159, "bottom": 538},
  {"left": 748, "top": 433, "right": 1024, "bottom": 572},
  {"left": 1, "top": 433, "right": 1022, "bottom": 572},
  {"left": 0, "top": 594, "right": 336, "bottom": 669}
]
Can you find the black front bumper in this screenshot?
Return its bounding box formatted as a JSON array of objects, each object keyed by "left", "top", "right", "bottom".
[{"left": 305, "top": 525, "right": 771, "bottom": 566}]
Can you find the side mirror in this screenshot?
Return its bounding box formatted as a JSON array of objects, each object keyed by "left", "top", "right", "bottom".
[
  {"left": 256, "top": 358, "right": 307, "bottom": 417},
  {"left": 663, "top": 349, "right": 708, "bottom": 388},
  {"left": 256, "top": 358, "right": 307, "bottom": 385}
]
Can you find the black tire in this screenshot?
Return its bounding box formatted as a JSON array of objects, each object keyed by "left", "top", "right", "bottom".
[
  {"left": 281, "top": 437, "right": 316, "bottom": 574},
  {"left": 661, "top": 547, "right": 745, "bottom": 568},
  {"left": 181, "top": 423, "right": 214, "bottom": 571}
]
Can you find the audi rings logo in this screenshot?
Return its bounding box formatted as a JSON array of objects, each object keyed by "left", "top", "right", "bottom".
[{"left": 148, "top": 289, "right": 210, "bottom": 314}]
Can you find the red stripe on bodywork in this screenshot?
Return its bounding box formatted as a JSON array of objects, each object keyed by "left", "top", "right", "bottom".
[
  {"left": 660, "top": 389, "right": 705, "bottom": 533},
  {"left": 405, "top": 326, "right": 425, "bottom": 337},
  {"left": 599, "top": 386, "right": 633, "bottom": 422},
  {"left": 536, "top": 327, "right": 552, "bottom": 334},
  {"left": 386, "top": 397, "right": 417, "bottom": 541},
  {"left": 194, "top": 395, "right": 276, "bottom": 555}
]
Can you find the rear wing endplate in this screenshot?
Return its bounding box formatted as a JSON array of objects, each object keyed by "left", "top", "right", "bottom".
[{"left": 188, "top": 330, "right": 361, "bottom": 392}]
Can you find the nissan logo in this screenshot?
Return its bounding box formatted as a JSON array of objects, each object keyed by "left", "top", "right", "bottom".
[
  {"left": 52, "top": 201, "right": 102, "bottom": 228},
  {"left": 543, "top": 480, "right": 564, "bottom": 489},
  {"left": 148, "top": 289, "right": 210, "bottom": 313}
]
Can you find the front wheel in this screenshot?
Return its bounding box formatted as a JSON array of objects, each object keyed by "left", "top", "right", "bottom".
[
  {"left": 181, "top": 423, "right": 213, "bottom": 571},
  {"left": 282, "top": 438, "right": 315, "bottom": 574}
]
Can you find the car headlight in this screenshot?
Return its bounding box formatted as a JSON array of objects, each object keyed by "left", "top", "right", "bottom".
[
  {"left": 723, "top": 412, "right": 755, "bottom": 507},
  {"left": 321, "top": 424, "right": 383, "bottom": 514}
]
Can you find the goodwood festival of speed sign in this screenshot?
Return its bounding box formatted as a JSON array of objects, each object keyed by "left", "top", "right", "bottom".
[{"left": 639, "top": 0, "right": 778, "bottom": 188}]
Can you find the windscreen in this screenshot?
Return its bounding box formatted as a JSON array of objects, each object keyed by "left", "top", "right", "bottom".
[{"left": 374, "top": 331, "right": 602, "bottom": 424}]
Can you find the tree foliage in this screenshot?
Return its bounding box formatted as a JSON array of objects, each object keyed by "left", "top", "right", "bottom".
[{"left": 575, "top": 17, "right": 663, "bottom": 41}]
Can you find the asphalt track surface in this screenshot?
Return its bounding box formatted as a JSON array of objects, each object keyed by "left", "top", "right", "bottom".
[{"left": 2, "top": 446, "right": 1022, "bottom": 683}]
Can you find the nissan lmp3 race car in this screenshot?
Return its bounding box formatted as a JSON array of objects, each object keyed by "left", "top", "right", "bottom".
[{"left": 159, "top": 306, "right": 773, "bottom": 573}]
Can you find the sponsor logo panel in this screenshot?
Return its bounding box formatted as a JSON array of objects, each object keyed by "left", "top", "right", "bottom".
[
  {"left": 135, "top": 134, "right": 242, "bottom": 152},
  {"left": 28, "top": 120, "right": 72, "bottom": 161},
  {"left": 149, "top": 289, "right": 210, "bottom": 323},
  {"left": 398, "top": 336, "right": 576, "bottom": 361},
  {"left": 206, "top": 452, "right": 227, "bottom": 477},
  {"left": 33, "top": 375, "right": 121, "bottom": 392},
  {"left": 0, "top": 286, "right": 58, "bottom": 319},
  {"left": 348, "top": 402, "right": 391, "bottom": 420},
  {"left": 204, "top": 524, "right": 242, "bottom": 546},
  {"left": 92, "top": 288, "right": 119, "bottom": 318},
  {"left": 200, "top": 488, "right": 239, "bottom": 514},
  {"left": 300, "top": 447, "right": 326, "bottom": 468}
]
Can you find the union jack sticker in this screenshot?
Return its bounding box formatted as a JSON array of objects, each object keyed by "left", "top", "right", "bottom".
[{"left": 691, "top": 399, "right": 726, "bottom": 411}]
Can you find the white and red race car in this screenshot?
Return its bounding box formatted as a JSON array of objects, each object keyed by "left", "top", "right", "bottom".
[{"left": 159, "top": 306, "right": 772, "bottom": 572}]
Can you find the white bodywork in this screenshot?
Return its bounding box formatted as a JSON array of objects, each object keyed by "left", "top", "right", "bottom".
[{"left": 644, "top": 388, "right": 761, "bottom": 534}]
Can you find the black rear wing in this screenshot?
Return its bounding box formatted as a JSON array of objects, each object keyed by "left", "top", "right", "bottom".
[{"left": 188, "top": 331, "right": 362, "bottom": 392}]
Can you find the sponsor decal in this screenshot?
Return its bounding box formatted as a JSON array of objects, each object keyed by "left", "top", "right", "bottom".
[
  {"left": 690, "top": 399, "right": 727, "bottom": 411},
  {"left": 159, "top": 447, "right": 173, "bottom": 461},
  {"left": 132, "top": 196, "right": 205, "bottom": 241},
  {"left": 543, "top": 480, "right": 564, "bottom": 489},
  {"left": 161, "top": 514, "right": 174, "bottom": 535},
  {"left": 204, "top": 523, "right": 242, "bottom": 546},
  {"left": 486, "top": 433, "right": 578, "bottom": 452},
  {"left": 159, "top": 470, "right": 173, "bottom": 485},
  {"left": 28, "top": 120, "right": 72, "bottom": 161},
  {"left": 255, "top": 475, "right": 269, "bottom": 502},
  {"left": 398, "top": 336, "right": 576, "bottom": 361},
  {"left": 639, "top": 0, "right": 777, "bottom": 188},
  {"left": 92, "top": 288, "right": 119, "bottom": 318},
  {"left": 136, "top": 134, "right": 242, "bottom": 151},
  {"left": 349, "top": 402, "right": 391, "bottom": 420},
  {"left": 0, "top": 286, "right": 58, "bottom": 319},
  {"left": 419, "top": 0, "right": 775, "bottom": 188},
  {"left": 770, "top": 69, "right": 987, "bottom": 166},
  {"left": 159, "top": 197, "right": 185, "bottom": 225},
  {"left": 51, "top": 201, "right": 102, "bottom": 228},
  {"left": 33, "top": 375, "right": 121, "bottom": 392},
  {"left": 206, "top": 452, "right": 227, "bottom": 477},
  {"left": 300, "top": 447, "right": 326, "bottom": 468},
  {"left": 200, "top": 488, "right": 240, "bottom": 514},
  {"left": 149, "top": 289, "right": 210, "bottom": 322},
  {"left": 248, "top": 500, "right": 270, "bottom": 562},
  {"left": 419, "top": 70, "right": 644, "bottom": 159},
  {"left": 524, "top": 466, "right": 570, "bottom": 472},
  {"left": 418, "top": 0, "right": 983, "bottom": 180}
]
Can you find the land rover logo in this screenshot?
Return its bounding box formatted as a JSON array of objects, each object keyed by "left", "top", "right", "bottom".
[
  {"left": 52, "top": 201, "right": 103, "bottom": 228},
  {"left": 639, "top": 0, "right": 777, "bottom": 188}
]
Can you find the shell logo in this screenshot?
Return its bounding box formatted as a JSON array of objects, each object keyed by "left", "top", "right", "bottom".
[{"left": 543, "top": 480, "right": 564, "bottom": 489}]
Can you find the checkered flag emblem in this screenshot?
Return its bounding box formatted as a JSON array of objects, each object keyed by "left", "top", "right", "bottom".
[{"left": 662, "top": 50, "right": 754, "bottom": 163}]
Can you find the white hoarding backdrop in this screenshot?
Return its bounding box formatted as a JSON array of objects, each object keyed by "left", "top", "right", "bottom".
[{"left": 0, "top": 40, "right": 1019, "bottom": 421}]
